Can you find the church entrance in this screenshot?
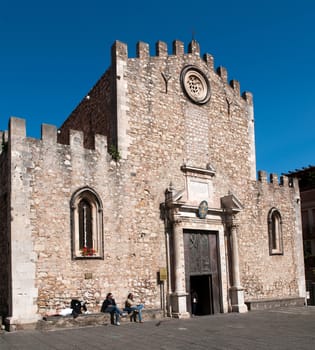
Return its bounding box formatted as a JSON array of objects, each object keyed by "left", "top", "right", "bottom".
[
  {"left": 190, "top": 274, "right": 213, "bottom": 315},
  {"left": 184, "top": 230, "right": 221, "bottom": 315}
]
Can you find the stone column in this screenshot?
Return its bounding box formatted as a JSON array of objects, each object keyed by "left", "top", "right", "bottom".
[
  {"left": 170, "top": 219, "right": 189, "bottom": 318},
  {"left": 229, "top": 222, "right": 248, "bottom": 313}
]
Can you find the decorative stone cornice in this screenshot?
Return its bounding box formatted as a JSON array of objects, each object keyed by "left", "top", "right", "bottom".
[{"left": 181, "top": 164, "right": 215, "bottom": 178}]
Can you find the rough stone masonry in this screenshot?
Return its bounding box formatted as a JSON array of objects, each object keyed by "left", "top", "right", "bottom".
[{"left": 0, "top": 39, "right": 305, "bottom": 330}]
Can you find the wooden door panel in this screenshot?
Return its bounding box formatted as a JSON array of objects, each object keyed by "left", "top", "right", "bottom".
[{"left": 184, "top": 230, "right": 221, "bottom": 314}]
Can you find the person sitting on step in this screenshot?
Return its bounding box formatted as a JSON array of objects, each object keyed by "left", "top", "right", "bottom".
[
  {"left": 124, "top": 292, "right": 144, "bottom": 323},
  {"left": 101, "top": 292, "right": 126, "bottom": 326}
]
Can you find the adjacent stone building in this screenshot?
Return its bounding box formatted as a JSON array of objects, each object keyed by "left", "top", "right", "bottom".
[
  {"left": 287, "top": 166, "right": 315, "bottom": 304},
  {"left": 0, "top": 39, "right": 306, "bottom": 330}
]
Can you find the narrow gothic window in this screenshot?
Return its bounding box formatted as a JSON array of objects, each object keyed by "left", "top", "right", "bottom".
[
  {"left": 78, "top": 199, "right": 92, "bottom": 250},
  {"left": 71, "top": 187, "right": 103, "bottom": 259},
  {"left": 268, "top": 208, "right": 283, "bottom": 255}
]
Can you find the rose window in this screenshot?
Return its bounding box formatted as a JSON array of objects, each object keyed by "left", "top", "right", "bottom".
[
  {"left": 187, "top": 75, "right": 203, "bottom": 96},
  {"left": 180, "top": 66, "right": 211, "bottom": 104}
]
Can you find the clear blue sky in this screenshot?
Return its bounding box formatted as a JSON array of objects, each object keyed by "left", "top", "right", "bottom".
[{"left": 1, "top": 0, "right": 314, "bottom": 176}]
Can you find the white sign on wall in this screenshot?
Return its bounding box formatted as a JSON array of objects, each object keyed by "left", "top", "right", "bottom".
[{"left": 188, "top": 179, "right": 209, "bottom": 203}]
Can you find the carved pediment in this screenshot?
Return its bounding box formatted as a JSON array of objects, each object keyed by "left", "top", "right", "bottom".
[{"left": 221, "top": 193, "right": 244, "bottom": 213}]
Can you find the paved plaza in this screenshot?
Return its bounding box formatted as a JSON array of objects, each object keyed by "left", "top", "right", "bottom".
[{"left": 1, "top": 306, "right": 315, "bottom": 349}]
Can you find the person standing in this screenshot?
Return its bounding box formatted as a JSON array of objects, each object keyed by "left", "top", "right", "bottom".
[{"left": 191, "top": 290, "right": 198, "bottom": 316}]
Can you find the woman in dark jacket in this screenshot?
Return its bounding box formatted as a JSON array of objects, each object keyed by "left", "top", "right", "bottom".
[{"left": 101, "top": 293, "right": 126, "bottom": 326}]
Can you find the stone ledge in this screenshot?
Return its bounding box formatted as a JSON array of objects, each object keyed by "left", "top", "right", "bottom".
[
  {"left": 36, "top": 309, "right": 164, "bottom": 331},
  {"left": 245, "top": 297, "right": 305, "bottom": 311},
  {"left": 36, "top": 313, "right": 108, "bottom": 331}
]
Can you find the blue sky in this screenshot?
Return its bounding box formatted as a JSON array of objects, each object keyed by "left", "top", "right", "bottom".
[{"left": 0, "top": 0, "right": 314, "bottom": 176}]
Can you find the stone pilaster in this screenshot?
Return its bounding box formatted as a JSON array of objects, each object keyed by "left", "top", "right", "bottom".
[
  {"left": 6, "top": 118, "right": 39, "bottom": 330},
  {"left": 170, "top": 219, "right": 189, "bottom": 318},
  {"left": 229, "top": 221, "right": 247, "bottom": 313}
]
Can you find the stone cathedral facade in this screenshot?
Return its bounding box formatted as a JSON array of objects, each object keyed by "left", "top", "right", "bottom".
[{"left": 0, "top": 39, "right": 306, "bottom": 330}]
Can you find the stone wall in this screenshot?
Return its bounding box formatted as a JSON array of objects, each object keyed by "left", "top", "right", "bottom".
[
  {"left": 240, "top": 172, "right": 304, "bottom": 300},
  {"left": 106, "top": 39, "right": 256, "bottom": 215},
  {"left": 51, "top": 38, "right": 303, "bottom": 306},
  {"left": 0, "top": 130, "right": 10, "bottom": 318},
  {"left": 6, "top": 118, "right": 166, "bottom": 322},
  {"left": 58, "top": 69, "right": 114, "bottom": 149},
  {"left": 1, "top": 39, "right": 305, "bottom": 327}
]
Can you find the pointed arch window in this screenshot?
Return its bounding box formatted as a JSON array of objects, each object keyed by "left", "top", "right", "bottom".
[
  {"left": 71, "top": 187, "right": 103, "bottom": 259},
  {"left": 268, "top": 208, "right": 283, "bottom": 255}
]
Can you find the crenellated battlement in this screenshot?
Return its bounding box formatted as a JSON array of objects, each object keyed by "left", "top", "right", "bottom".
[
  {"left": 257, "top": 170, "right": 293, "bottom": 188},
  {"left": 8, "top": 117, "right": 108, "bottom": 155},
  {"left": 111, "top": 39, "right": 252, "bottom": 104}
]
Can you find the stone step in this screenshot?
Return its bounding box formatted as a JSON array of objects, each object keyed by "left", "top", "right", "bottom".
[
  {"left": 36, "top": 309, "right": 164, "bottom": 331},
  {"left": 245, "top": 297, "right": 305, "bottom": 311}
]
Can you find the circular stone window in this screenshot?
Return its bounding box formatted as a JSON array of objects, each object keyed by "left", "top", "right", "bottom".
[{"left": 180, "top": 66, "right": 211, "bottom": 104}]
